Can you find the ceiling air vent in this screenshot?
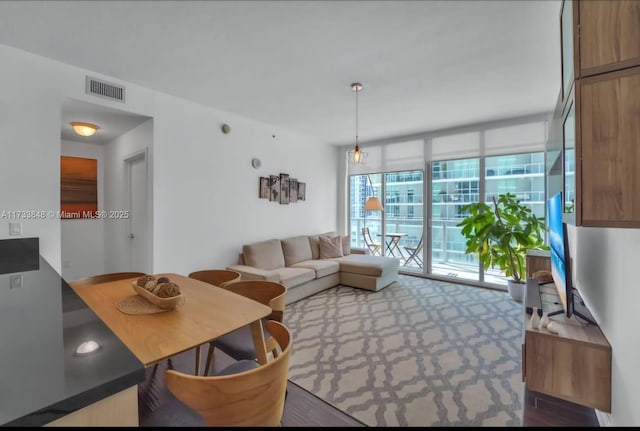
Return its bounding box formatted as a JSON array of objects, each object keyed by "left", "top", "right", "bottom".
[{"left": 85, "top": 76, "right": 125, "bottom": 103}]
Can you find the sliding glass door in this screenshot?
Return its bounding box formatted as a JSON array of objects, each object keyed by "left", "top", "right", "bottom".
[
  {"left": 349, "top": 171, "right": 424, "bottom": 269},
  {"left": 384, "top": 170, "right": 424, "bottom": 273},
  {"left": 349, "top": 173, "right": 382, "bottom": 254},
  {"left": 430, "top": 158, "right": 480, "bottom": 282},
  {"left": 484, "top": 152, "right": 546, "bottom": 284}
]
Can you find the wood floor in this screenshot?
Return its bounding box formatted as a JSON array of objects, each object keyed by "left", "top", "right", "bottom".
[
  {"left": 139, "top": 343, "right": 599, "bottom": 427},
  {"left": 523, "top": 387, "right": 599, "bottom": 427}
]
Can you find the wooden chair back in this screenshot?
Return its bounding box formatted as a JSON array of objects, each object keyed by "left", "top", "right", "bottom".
[
  {"left": 188, "top": 269, "right": 241, "bottom": 287},
  {"left": 69, "top": 272, "right": 146, "bottom": 288},
  {"left": 220, "top": 280, "right": 286, "bottom": 322},
  {"left": 164, "top": 320, "right": 292, "bottom": 427}
]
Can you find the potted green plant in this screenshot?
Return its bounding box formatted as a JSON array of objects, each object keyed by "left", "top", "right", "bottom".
[{"left": 457, "top": 193, "right": 548, "bottom": 302}]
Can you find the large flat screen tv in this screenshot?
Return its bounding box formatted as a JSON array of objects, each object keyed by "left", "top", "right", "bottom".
[
  {"left": 547, "top": 192, "right": 572, "bottom": 317},
  {"left": 546, "top": 192, "right": 594, "bottom": 324}
]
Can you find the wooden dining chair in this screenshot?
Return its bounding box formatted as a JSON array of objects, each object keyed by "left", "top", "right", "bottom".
[
  {"left": 403, "top": 236, "right": 424, "bottom": 268},
  {"left": 187, "top": 269, "right": 242, "bottom": 374},
  {"left": 188, "top": 269, "right": 241, "bottom": 288},
  {"left": 164, "top": 320, "right": 291, "bottom": 427},
  {"left": 202, "top": 280, "right": 286, "bottom": 376},
  {"left": 362, "top": 227, "right": 382, "bottom": 256},
  {"left": 69, "top": 272, "right": 146, "bottom": 288}
]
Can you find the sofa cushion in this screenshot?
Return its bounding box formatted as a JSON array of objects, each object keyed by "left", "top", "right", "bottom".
[
  {"left": 319, "top": 235, "right": 343, "bottom": 259},
  {"left": 342, "top": 235, "right": 351, "bottom": 255},
  {"left": 292, "top": 259, "right": 340, "bottom": 278},
  {"left": 334, "top": 254, "right": 399, "bottom": 277},
  {"left": 273, "top": 267, "right": 316, "bottom": 288},
  {"left": 226, "top": 264, "right": 280, "bottom": 282},
  {"left": 308, "top": 231, "right": 337, "bottom": 259},
  {"left": 281, "top": 235, "right": 313, "bottom": 266},
  {"left": 242, "top": 239, "right": 285, "bottom": 270}
]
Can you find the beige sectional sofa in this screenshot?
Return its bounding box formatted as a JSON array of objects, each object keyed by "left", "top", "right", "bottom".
[{"left": 227, "top": 232, "right": 400, "bottom": 304}]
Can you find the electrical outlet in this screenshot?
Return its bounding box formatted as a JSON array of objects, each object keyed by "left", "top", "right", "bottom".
[
  {"left": 9, "top": 222, "right": 21, "bottom": 236},
  {"left": 10, "top": 274, "right": 23, "bottom": 289}
]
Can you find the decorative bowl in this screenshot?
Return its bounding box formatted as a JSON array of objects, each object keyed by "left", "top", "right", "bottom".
[{"left": 132, "top": 281, "right": 184, "bottom": 310}]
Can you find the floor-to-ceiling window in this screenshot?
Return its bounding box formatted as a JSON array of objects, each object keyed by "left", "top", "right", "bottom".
[
  {"left": 349, "top": 173, "right": 382, "bottom": 253},
  {"left": 431, "top": 158, "right": 480, "bottom": 281},
  {"left": 384, "top": 170, "right": 424, "bottom": 272},
  {"left": 483, "top": 152, "right": 546, "bottom": 283},
  {"left": 345, "top": 115, "right": 549, "bottom": 290},
  {"left": 349, "top": 171, "right": 423, "bottom": 265}
]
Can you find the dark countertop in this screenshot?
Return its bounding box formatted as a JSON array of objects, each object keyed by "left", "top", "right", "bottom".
[{"left": 0, "top": 238, "right": 145, "bottom": 426}]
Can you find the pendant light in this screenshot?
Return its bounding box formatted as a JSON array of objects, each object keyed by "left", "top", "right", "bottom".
[{"left": 347, "top": 82, "right": 368, "bottom": 164}]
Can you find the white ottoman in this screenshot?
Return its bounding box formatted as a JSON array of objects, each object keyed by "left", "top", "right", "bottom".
[{"left": 334, "top": 254, "right": 400, "bottom": 291}]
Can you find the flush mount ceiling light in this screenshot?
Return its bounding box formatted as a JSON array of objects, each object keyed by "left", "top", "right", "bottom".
[
  {"left": 70, "top": 121, "right": 99, "bottom": 137},
  {"left": 347, "top": 82, "right": 367, "bottom": 164}
]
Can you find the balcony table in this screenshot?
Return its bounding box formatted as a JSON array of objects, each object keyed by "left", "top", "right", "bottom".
[{"left": 376, "top": 232, "right": 408, "bottom": 259}]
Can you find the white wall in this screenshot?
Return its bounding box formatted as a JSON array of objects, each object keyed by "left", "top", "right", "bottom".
[
  {"left": 60, "top": 139, "right": 105, "bottom": 281},
  {"left": 0, "top": 48, "right": 64, "bottom": 264},
  {"left": 569, "top": 226, "right": 640, "bottom": 426},
  {"left": 0, "top": 43, "right": 338, "bottom": 276},
  {"left": 152, "top": 96, "right": 339, "bottom": 274},
  {"left": 103, "top": 120, "right": 153, "bottom": 274}
]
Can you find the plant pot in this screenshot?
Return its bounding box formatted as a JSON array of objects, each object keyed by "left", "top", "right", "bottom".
[{"left": 507, "top": 279, "right": 525, "bottom": 303}]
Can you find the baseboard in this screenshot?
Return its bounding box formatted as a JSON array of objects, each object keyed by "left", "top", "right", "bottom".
[{"left": 595, "top": 409, "right": 612, "bottom": 426}]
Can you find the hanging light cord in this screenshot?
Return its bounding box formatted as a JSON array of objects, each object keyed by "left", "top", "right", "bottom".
[{"left": 355, "top": 85, "right": 359, "bottom": 148}]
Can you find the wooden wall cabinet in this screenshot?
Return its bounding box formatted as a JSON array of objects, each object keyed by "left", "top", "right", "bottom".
[
  {"left": 549, "top": 0, "right": 640, "bottom": 227},
  {"left": 578, "top": 0, "right": 640, "bottom": 77},
  {"left": 580, "top": 67, "right": 640, "bottom": 226}
]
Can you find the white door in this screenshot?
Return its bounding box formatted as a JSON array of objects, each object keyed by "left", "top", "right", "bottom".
[{"left": 127, "top": 154, "right": 148, "bottom": 273}]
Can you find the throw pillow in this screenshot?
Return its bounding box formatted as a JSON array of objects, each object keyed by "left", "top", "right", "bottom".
[
  {"left": 319, "top": 235, "right": 344, "bottom": 259},
  {"left": 341, "top": 235, "right": 351, "bottom": 255},
  {"left": 309, "top": 231, "right": 337, "bottom": 259}
]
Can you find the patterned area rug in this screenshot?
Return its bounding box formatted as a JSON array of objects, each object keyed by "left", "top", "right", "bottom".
[{"left": 284, "top": 275, "right": 524, "bottom": 427}]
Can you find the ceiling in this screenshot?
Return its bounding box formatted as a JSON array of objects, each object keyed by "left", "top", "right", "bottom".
[
  {"left": 0, "top": 0, "right": 561, "bottom": 146},
  {"left": 61, "top": 99, "right": 151, "bottom": 145}
]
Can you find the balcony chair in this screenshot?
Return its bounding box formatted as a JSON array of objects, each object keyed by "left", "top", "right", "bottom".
[
  {"left": 164, "top": 320, "right": 291, "bottom": 427},
  {"left": 362, "top": 227, "right": 382, "bottom": 256},
  {"left": 202, "top": 280, "right": 286, "bottom": 376},
  {"left": 403, "top": 236, "right": 424, "bottom": 268}
]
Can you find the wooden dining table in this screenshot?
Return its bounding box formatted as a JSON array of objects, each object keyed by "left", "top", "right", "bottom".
[{"left": 70, "top": 273, "right": 272, "bottom": 368}]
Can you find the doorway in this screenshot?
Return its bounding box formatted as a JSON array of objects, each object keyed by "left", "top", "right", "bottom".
[
  {"left": 60, "top": 98, "right": 153, "bottom": 282},
  {"left": 125, "top": 150, "right": 149, "bottom": 273}
]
